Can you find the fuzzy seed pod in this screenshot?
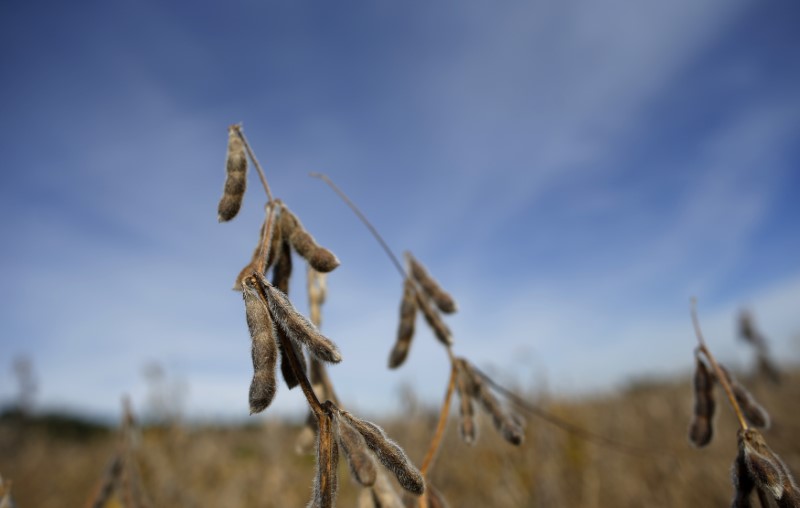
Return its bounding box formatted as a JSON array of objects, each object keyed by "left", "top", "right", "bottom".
[
  {"left": 281, "top": 207, "right": 341, "bottom": 273},
  {"left": 731, "top": 444, "right": 756, "bottom": 508},
  {"left": 388, "top": 277, "right": 418, "bottom": 369},
  {"left": 455, "top": 364, "right": 477, "bottom": 445},
  {"left": 338, "top": 409, "right": 425, "bottom": 495},
  {"left": 309, "top": 414, "right": 339, "bottom": 508},
  {"left": 739, "top": 429, "right": 786, "bottom": 500},
  {"left": 403, "top": 483, "right": 449, "bottom": 508},
  {"left": 406, "top": 253, "right": 457, "bottom": 314},
  {"left": 334, "top": 413, "right": 377, "bottom": 487},
  {"left": 719, "top": 365, "right": 770, "bottom": 429},
  {"left": 280, "top": 336, "right": 307, "bottom": 390},
  {"left": 689, "top": 357, "right": 715, "bottom": 447},
  {"left": 779, "top": 486, "right": 800, "bottom": 508},
  {"left": 268, "top": 236, "right": 308, "bottom": 390},
  {"left": 366, "top": 469, "right": 405, "bottom": 508},
  {"left": 456, "top": 373, "right": 478, "bottom": 445},
  {"left": 308, "top": 267, "right": 328, "bottom": 328},
  {"left": 242, "top": 277, "right": 279, "bottom": 413},
  {"left": 415, "top": 291, "right": 452, "bottom": 346},
  {"left": 459, "top": 359, "right": 523, "bottom": 445},
  {"left": 218, "top": 125, "right": 248, "bottom": 222},
  {"left": 255, "top": 273, "right": 342, "bottom": 364}
]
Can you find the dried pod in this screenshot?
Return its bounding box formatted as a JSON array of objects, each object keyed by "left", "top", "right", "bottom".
[
  {"left": 756, "top": 354, "right": 782, "bottom": 385},
  {"left": 388, "top": 277, "right": 418, "bottom": 369},
  {"left": 415, "top": 291, "right": 452, "bottom": 346},
  {"left": 282, "top": 207, "right": 341, "bottom": 273},
  {"left": 739, "top": 429, "right": 785, "bottom": 500},
  {"left": 242, "top": 277, "right": 279, "bottom": 413},
  {"left": 455, "top": 361, "right": 477, "bottom": 445},
  {"left": 406, "top": 253, "right": 457, "bottom": 314},
  {"left": 338, "top": 409, "right": 425, "bottom": 495},
  {"left": 403, "top": 483, "right": 449, "bottom": 508},
  {"left": 688, "top": 357, "right": 715, "bottom": 447},
  {"left": 731, "top": 444, "right": 756, "bottom": 508},
  {"left": 779, "top": 486, "right": 800, "bottom": 508},
  {"left": 268, "top": 236, "right": 309, "bottom": 390},
  {"left": 296, "top": 421, "right": 317, "bottom": 455},
  {"left": 218, "top": 125, "right": 248, "bottom": 222},
  {"left": 366, "top": 469, "right": 405, "bottom": 508},
  {"left": 460, "top": 360, "right": 523, "bottom": 445},
  {"left": 309, "top": 414, "right": 339, "bottom": 508},
  {"left": 719, "top": 365, "right": 770, "bottom": 429},
  {"left": 272, "top": 237, "right": 293, "bottom": 293},
  {"left": 255, "top": 273, "right": 342, "bottom": 364},
  {"left": 308, "top": 267, "right": 328, "bottom": 328},
  {"left": 279, "top": 336, "right": 307, "bottom": 390},
  {"left": 334, "top": 413, "right": 377, "bottom": 487}
]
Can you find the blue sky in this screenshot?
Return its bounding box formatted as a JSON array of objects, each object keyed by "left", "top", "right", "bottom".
[{"left": 1, "top": 0, "right": 799, "bottom": 421}]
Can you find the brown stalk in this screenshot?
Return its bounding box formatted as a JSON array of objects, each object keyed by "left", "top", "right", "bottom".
[
  {"left": 691, "top": 299, "right": 749, "bottom": 431},
  {"left": 420, "top": 363, "right": 458, "bottom": 476},
  {"left": 232, "top": 124, "right": 274, "bottom": 203},
  {"left": 255, "top": 201, "right": 281, "bottom": 275}
]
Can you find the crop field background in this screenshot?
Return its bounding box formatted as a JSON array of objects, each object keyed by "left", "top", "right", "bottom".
[
  {"left": 2, "top": 0, "right": 800, "bottom": 507},
  {"left": 2, "top": 367, "right": 800, "bottom": 507}
]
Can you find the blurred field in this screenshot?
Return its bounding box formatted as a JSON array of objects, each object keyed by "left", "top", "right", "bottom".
[{"left": 2, "top": 369, "right": 798, "bottom": 507}]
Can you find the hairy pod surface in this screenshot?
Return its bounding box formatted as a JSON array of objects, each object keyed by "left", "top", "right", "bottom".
[
  {"left": 689, "top": 358, "right": 715, "bottom": 447},
  {"left": 720, "top": 365, "right": 770, "bottom": 429},
  {"left": 455, "top": 363, "right": 477, "bottom": 445},
  {"left": 242, "top": 278, "right": 279, "bottom": 413},
  {"left": 739, "top": 429, "right": 794, "bottom": 502},
  {"left": 389, "top": 277, "right": 418, "bottom": 369},
  {"left": 255, "top": 273, "right": 342, "bottom": 364},
  {"left": 406, "top": 253, "right": 457, "bottom": 314},
  {"left": 414, "top": 291, "right": 452, "bottom": 346},
  {"left": 217, "top": 126, "right": 248, "bottom": 222},
  {"left": 334, "top": 413, "right": 378, "bottom": 486},
  {"left": 338, "top": 409, "right": 425, "bottom": 495},
  {"left": 281, "top": 207, "right": 341, "bottom": 273}
]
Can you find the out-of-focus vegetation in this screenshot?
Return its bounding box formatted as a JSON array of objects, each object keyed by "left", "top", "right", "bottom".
[{"left": 1, "top": 368, "right": 798, "bottom": 507}]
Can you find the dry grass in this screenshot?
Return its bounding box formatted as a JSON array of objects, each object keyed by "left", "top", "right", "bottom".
[{"left": 1, "top": 369, "right": 798, "bottom": 507}]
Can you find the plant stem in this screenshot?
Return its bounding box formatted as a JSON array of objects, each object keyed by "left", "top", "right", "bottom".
[
  {"left": 472, "top": 365, "right": 657, "bottom": 457},
  {"left": 420, "top": 363, "right": 458, "bottom": 476},
  {"left": 690, "top": 299, "right": 749, "bottom": 431},
  {"left": 256, "top": 201, "right": 280, "bottom": 275},
  {"left": 311, "top": 172, "right": 407, "bottom": 280},
  {"left": 233, "top": 124, "right": 274, "bottom": 203}
]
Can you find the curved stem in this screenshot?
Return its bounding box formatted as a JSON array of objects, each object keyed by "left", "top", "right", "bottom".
[
  {"left": 471, "top": 365, "right": 658, "bottom": 457},
  {"left": 420, "top": 363, "right": 458, "bottom": 475},
  {"left": 233, "top": 124, "right": 274, "bottom": 203},
  {"left": 311, "top": 172, "right": 407, "bottom": 279},
  {"left": 690, "top": 300, "right": 748, "bottom": 431},
  {"left": 256, "top": 201, "right": 280, "bottom": 275}
]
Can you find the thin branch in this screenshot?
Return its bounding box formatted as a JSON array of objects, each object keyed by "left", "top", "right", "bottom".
[
  {"left": 256, "top": 201, "right": 280, "bottom": 275},
  {"left": 690, "top": 299, "right": 749, "bottom": 431},
  {"left": 311, "top": 172, "right": 407, "bottom": 279},
  {"left": 233, "top": 124, "right": 274, "bottom": 203},
  {"left": 471, "top": 366, "right": 663, "bottom": 458},
  {"left": 420, "top": 364, "right": 458, "bottom": 475}
]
